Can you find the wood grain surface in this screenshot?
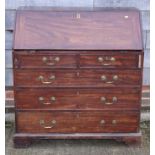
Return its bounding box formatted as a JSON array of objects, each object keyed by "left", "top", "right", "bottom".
[
  {"left": 16, "top": 111, "right": 139, "bottom": 133},
  {"left": 13, "top": 51, "right": 141, "bottom": 69},
  {"left": 14, "top": 69, "right": 141, "bottom": 87},
  {"left": 14, "top": 9, "right": 143, "bottom": 50},
  {"left": 13, "top": 8, "right": 143, "bottom": 147},
  {"left": 15, "top": 88, "right": 141, "bottom": 110},
  {"left": 14, "top": 53, "right": 77, "bottom": 69}
]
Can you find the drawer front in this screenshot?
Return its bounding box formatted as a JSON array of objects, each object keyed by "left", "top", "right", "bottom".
[
  {"left": 80, "top": 53, "right": 139, "bottom": 68},
  {"left": 16, "top": 111, "right": 139, "bottom": 133},
  {"left": 15, "top": 88, "right": 140, "bottom": 110},
  {"left": 14, "top": 69, "right": 141, "bottom": 87},
  {"left": 14, "top": 53, "right": 77, "bottom": 68}
]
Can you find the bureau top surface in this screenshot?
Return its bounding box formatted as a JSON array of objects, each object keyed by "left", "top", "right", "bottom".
[{"left": 14, "top": 8, "right": 143, "bottom": 50}]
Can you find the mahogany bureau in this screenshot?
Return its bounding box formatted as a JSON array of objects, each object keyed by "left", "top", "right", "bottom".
[{"left": 13, "top": 8, "right": 143, "bottom": 148}]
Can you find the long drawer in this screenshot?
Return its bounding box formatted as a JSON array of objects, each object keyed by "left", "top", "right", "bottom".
[
  {"left": 14, "top": 69, "right": 141, "bottom": 87},
  {"left": 16, "top": 111, "right": 139, "bottom": 133},
  {"left": 15, "top": 88, "right": 140, "bottom": 110}
]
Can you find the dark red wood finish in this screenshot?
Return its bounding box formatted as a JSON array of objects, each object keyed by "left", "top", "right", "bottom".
[
  {"left": 14, "top": 9, "right": 143, "bottom": 50},
  {"left": 15, "top": 88, "right": 140, "bottom": 110},
  {"left": 80, "top": 54, "right": 139, "bottom": 68},
  {"left": 14, "top": 69, "right": 141, "bottom": 87},
  {"left": 13, "top": 132, "right": 142, "bottom": 148},
  {"left": 16, "top": 111, "right": 139, "bottom": 133},
  {"left": 14, "top": 53, "right": 77, "bottom": 69},
  {"left": 14, "top": 52, "right": 140, "bottom": 69},
  {"left": 13, "top": 8, "right": 143, "bottom": 147}
]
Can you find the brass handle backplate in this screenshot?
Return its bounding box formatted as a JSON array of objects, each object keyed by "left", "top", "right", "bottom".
[
  {"left": 101, "top": 75, "right": 118, "bottom": 83},
  {"left": 100, "top": 96, "right": 118, "bottom": 105},
  {"left": 38, "top": 96, "right": 56, "bottom": 105},
  {"left": 100, "top": 119, "right": 117, "bottom": 127},
  {"left": 42, "top": 56, "right": 60, "bottom": 65},
  {"left": 40, "top": 119, "right": 56, "bottom": 129},
  {"left": 37, "top": 75, "right": 55, "bottom": 84},
  {"left": 98, "top": 56, "right": 115, "bottom": 65}
]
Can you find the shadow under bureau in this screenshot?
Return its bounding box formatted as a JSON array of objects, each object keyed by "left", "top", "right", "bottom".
[{"left": 13, "top": 8, "right": 143, "bottom": 148}]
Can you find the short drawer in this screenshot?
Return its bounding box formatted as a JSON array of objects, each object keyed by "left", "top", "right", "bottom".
[
  {"left": 16, "top": 111, "right": 139, "bottom": 133},
  {"left": 14, "top": 69, "right": 141, "bottom": 87},
  {"left": 80, "top": 53, "right": 140, "bottom": 68},
  {"left": 13, "top": 53, "right": 77, "bottom": 68},
  {"left": 15, "top": 88, "right": 141, "bottom": 110}
]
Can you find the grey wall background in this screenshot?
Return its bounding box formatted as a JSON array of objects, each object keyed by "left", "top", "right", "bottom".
[{"left": 5, "top": 0, "right": 150, "bottom": 87}]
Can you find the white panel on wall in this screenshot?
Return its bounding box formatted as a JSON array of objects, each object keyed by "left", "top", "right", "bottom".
[
  {"left": 5, "top": 10, "right": 16, "bottom": 30},
  {"left": 5, "top": 50, "right": 12, "bottom": 68},
  {"left": 5, "top": 31, "right": 13, "bottom": 50},
  {"left": 144, "top": 50, "right": 150, "bottom": 68},
  {"left": 94, "top": 0, "right": 150, "bottom": 11},
  {"left": 5, "top": 69, "right": 13, "bottom": 86},
  {"left": 141, "top": 11, "right": 150, "bottom": 31},
  {"left": 6, "top": 0, "right": 93, "bottom": 9},
  {"left": 146, "top": 31, "right": 150, "bottom": 49},
  {"left": 143, "top": 68, "right": 150, "bottom": 85}
]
